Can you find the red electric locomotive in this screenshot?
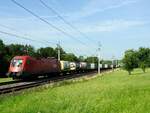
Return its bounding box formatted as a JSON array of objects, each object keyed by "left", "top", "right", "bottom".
[{"left": 7, "top": 56, "right": 61, "bottom": 79}]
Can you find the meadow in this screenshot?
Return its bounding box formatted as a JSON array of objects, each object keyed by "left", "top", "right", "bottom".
[
  {"left": 0, "top": 69, "right": 150, "bottom": 113},
  {"left": 0, "top": 77, "right": 12, "bottom": 83}
]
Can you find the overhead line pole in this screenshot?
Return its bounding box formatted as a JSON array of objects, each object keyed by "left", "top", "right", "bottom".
[
  {"left": 98, "top": 42, "right": 101, "bottom": 74},
  {"left": 11, "top": 0, "right": 97, "bottom": 56},
  {"left": 57, "top": 41, "right": 60, "bottom": 61}
]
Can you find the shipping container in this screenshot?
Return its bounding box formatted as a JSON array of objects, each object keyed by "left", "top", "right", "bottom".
[
  {"left": 70, "top": 62, "right": 76, "bottom": 71},
  {"left": 104, "top": 64, "right": 108, "bottom": 68},
  {"left": 87, "top": 63, "right": 95, "bottom": 70},
  {"left": 60, "top": 61, "right": 70, "bottom": 71},
  {"left": 80, "top": 62, "right": 87, "bottom": 69}
]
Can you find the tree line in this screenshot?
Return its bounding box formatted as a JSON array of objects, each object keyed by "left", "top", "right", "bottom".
[
  {"left": 0, "top": 39, "right": 113, "bottom": 75},
  {"left": 122, "top": 47, "right": 150, "bottom": 75}
]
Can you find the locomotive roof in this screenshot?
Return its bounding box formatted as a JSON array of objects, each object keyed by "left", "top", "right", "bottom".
[
  {"left": 13, "top": 56, "right": 57, "bottom": 60},
  {"left": 13, "top": 55, "right": 31, "bottom": 59}
]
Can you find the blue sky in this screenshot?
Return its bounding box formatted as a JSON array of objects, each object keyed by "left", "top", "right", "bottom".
[{"left": 0, "top": 0, "right": 150, "bottom": 59}]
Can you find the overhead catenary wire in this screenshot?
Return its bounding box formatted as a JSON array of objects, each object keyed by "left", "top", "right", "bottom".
[
  {"left": 0, "top": 30, "right": 56, "bottom": 46},
  {"left": 0, "top": 23, "right": 91, "bottom": 56},
  {"left": 0, "top": 24, "right": 16, "bottom": 31},
  {"left": 39, "top": 0, "right": 96, "bottom": 43},
  {"left": 0, "top": 23, "right": 57, "bottom": 45},
  {"left": 11, "top": 0, "right": 97, "bottom": 57},
  {"left": 0, "top": 29, "right": 87, "bottom": 56},
  {"left": 11, "top": 0, "right": 89, "bottom": 48}
]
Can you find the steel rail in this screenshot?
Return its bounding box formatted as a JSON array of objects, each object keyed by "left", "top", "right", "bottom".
[{"left": 0, "top": 69, "right": 111, "bottom": 95}]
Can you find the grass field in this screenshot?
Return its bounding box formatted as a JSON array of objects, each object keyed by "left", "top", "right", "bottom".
[
  {"left": 0, "top": 69, "right": 150, "bottom": 113},
  {"left": 0, "top": 77, "right": 12, "bottom": 83}
]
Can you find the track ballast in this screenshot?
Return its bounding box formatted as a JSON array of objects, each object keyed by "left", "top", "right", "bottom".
[{"left": 0, "top": 69, "right": 112, "bottom": 95}]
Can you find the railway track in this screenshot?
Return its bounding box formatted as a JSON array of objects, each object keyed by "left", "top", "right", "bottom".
[
  {"left": 0, "top": 69, "right": 112, "bottom": 95},
  {"left": 0, "top": 80, "right": 22, "bottom": 86}
]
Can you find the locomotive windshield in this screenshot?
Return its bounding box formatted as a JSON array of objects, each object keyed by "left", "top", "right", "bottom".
[{"left": 11, "top": 59, "right": 23, "bottom": 67}]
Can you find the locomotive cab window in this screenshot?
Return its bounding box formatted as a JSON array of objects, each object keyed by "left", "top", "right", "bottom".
[{"left": 11, "top": 59, "right": 23, "bottom": 67}]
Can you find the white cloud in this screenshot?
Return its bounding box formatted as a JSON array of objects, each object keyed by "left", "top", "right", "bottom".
[
  {"left": 66, "top": 0, "right": 139, "bottom": 21},
  {"left": 77, "top": 20, "right": 149, "bottom": 33},
  {"left": 0, "top": 0, "right": 141, "bottom": 37}
]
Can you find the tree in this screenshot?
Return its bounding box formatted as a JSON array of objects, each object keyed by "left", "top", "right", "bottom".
[
  {"left": 62, "top": 53, "right": 78, "bottom": 61},
  {"left": 101, "top": 60, "right": 112, "bottom": 65},
  {"left": 24, "top": 45, "right": 36, "bottom": 57},
  {"left": 6, "top": 44, "right": 36, "bottom": 58},
  {"left": 78, "top": 56, "right": 85, "bottom": 62},
  {"left": 0, "top": 40, "right": 9, "bottom": 75},
  {"left": 37, "top": 47, "right": 57, "bottom": 58},
  {"left": 85, "top": 56, "right": 98, "bottom": 63},
  {"left": 54, "top": 46, "right": 66, "bottom": 60},
  {"left": 122, "top": 49, "right": 138, "bottom": 75},
  {"left": 137, "top": 47, "right": 150, "bottom": 73}
]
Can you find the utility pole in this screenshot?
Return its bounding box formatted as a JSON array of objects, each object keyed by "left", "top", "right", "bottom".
[
  {"left": 92, "top": 56, "right": 95, "bottom": 63},
  {"left": 98, "top": 42, "right": 101, "bottom": 74},
  {"left": 112, "top": 55, "right": 115, "bottom": 71},
  {"left": 57, "top": 41, "right": 60, "bottom": 61}
]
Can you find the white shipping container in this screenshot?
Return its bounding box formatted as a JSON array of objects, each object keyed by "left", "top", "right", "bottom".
[
  {"left": 90, "top": 63, "right": 95, "bottom": 69},
  {"left": 111, "top": 65, "right": 113, "bottom": 68},
  {"left": 70, "top": 62, "right": 76, "bottom": 70},
  {"left": 80, "top": 62, "right": 87, "bottom": 69},
  {"left": 60, "top": 61, "right": 70, "bottom": 71},
  {"left": 100, "top": 64, "right": 102, "bottom": 68},
  {"left": 105, "top": 64, "right": 108, "bottom": 68}
]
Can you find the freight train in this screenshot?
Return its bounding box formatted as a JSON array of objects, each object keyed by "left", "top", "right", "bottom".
[{"left": 7, "top": 56, "right": 114, "bottom": 80}]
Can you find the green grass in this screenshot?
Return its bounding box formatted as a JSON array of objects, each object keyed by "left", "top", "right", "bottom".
[
  {"left": 0, "top": 69, "right": 150, "bottom": 113},
  {"left": 0, "top": 77, "right": 12, "bottom": 83}
]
